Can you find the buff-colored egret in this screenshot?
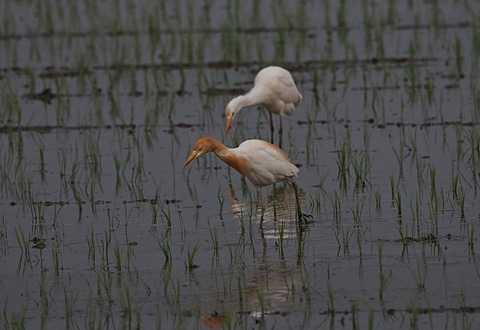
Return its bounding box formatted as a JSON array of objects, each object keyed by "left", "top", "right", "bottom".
[
  {"left": 224, "top": 66, "right": 302, "bottom": 146},
  {"left": 183, "top": 137, "right": 306, "bottom": 223}
]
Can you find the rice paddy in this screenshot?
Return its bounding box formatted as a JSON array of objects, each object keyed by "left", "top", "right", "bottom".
[{"left": 1, "top": 0, "right": 480, "bottom": 328}]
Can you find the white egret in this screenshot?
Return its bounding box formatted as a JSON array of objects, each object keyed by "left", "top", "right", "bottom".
[
  {"left": 183, "top": 137, "right": 306, "bottom": 223},
  {"left": 224, "top": 66, "right": 302, "bottom": 145}
]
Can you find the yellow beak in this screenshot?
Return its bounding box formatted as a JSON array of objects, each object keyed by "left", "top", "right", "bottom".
[
  {"left": 225, "top": 117, "right": 233, "bottom": 136},
  {"left": 183, "top": 151, "right": 199, "bottom": 168}
]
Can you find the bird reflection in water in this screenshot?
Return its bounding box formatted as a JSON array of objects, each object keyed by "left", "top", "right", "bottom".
[
  {"left": 199, "top": 184, "right": 309, "bottom": 328},
  {"left": 201, "top": 261, "right": 304, "bottom": 328},
  {"left": 228, "top": 182, "right": 306, "bottom": 231},
  {"left": 201, "top": 311, "right": 231, "bottom": 328}
]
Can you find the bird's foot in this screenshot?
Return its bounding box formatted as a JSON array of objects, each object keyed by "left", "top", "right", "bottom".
[{"left": 297, "top": 210, "right": 314, "bottom": 224}]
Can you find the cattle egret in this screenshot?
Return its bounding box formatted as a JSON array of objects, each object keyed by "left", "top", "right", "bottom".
[
  {"left": 224, "top": 66, "right": 302, "bottom": 145},
  {"left": 183, "top": 137, "right": 306, "bottom": 223}
]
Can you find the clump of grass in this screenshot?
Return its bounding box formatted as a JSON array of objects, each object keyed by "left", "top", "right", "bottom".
[
  {"left": 350, "top": 299, "right": 359, "bottom": 329},
  {"left": 184, "top": 175, "right": 200, "bottom": 208},
  {"left": 395, "top": 186, "right": 402, "bottom": 217},
  {"left": 158, "top": 239, "right": 172, "bottom": 264},
  {"left": 52, "top": 244, "right": 62, "bottom": 276},
  {"left": 63, "top": 285, "right": 79, "bottom": 329},
  {"left": 208, "top": 221, "right": 219, "bottom": 262},
  {"left": 113, "top": 237, "right": 122, "bottom": 272},
  {"left": 86, "top": 225, "right": 96, "bottom": 269},
  {"left": 326, "top": 274, "right": 335, "bottom": 313},
  {"left": 331, "top": 191, "right": 342, "bottom": 225},
  {"left": 1, "top": 298, "right": 27, "bottom": 330},
  {"left": 406, "top": 262, "right": 427, "bottom": 292},
  {"left": 334, "top": 227, "right": 353, "bottom": 255},
  {"left": 39, "top": 270, "right": 50, "bottom": 327},
  {"left": 335, "top": 133, "right": 352, "bottom": 192},
  {"left": 14, "top": 226, "right": 31, "bottom": 271},
  {"left": 352, "top": 153, "right": 371, "bottom": 192},
  {"left": 378, "top": 242, "right": 393, "bottom": 300}
]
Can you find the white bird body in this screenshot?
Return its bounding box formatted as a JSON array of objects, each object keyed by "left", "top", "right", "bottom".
[
  {"left": 226, "top": 139, "right": 299, "bottom": 187},
  {"left": 183, "top": 138, "right": 297, "bottom": 187},
  {"left": 183, "top": 137, "right": 305, "bottom": 223},
  {"left": 225, "top": 66, "right": 302, "bottom": 139}
]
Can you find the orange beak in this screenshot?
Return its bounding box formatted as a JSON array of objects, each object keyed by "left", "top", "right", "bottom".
[
  {"left": 225, "top": 117, "right": 233, "bottom": 136},
  {"left": 183, "top": 151, "right": 199, "bottom": 168}
]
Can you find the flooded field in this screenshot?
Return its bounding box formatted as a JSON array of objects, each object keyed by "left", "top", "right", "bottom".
[{"left": 1, "top": 0, "right": 480, "bottom": 328}]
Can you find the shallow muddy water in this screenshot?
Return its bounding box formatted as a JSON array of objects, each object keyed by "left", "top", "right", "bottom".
[{"left": 1, "top": 0, "right": 480, "bottom": 329}]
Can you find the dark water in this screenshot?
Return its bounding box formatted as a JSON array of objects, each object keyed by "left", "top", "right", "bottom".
[{"left": 1, "top": 0, "right": 480, "bottom": 328}]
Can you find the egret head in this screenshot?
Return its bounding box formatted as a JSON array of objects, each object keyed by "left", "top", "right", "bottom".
[
  {"left": 183, "top": 138, "right": 218, "bottom": 168},
  {"left": 224, "top": 106, "right": 235, "bottom": 136}
]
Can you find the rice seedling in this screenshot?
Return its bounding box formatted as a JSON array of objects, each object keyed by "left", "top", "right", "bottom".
[
  {"left": 351, "top": 200, "right": 364, "bottom": 225},
  {"left": 119, "top": 284, "right": 133, "bottom": 315},
  {"left": 38, "top": 272, "right": 50, "bottom": 328},
  {"left": 334, "top": 227, "right": 353, "bottom": 255},
  {"left": 457, "top": 185, "right": 467, "bottom": 219},
  {"left": 350, "top": 299, "right": 359, "bottom": 329},
  {"left": 217, "top": 185, "right": 225, "bottom": 216},
  {"left": 98, "top": 231, "right": 112, "bottom": 272},
  {"left": 335, "top": 138, "right": 351, "bottom": 193},
  {"left": 0, "top": 81, "right": 22, "bottom": 125},
  {"left": 125, "top": 242, "right": 137, "bottom": 271},
  {"left": 397, "top": 221, "right": 412, "bottom": 248},
  {"left": 378, "top": 242, "right": 393, "bottom": 300},
  {"left": 352, "top": 153, "right": 371, "bottom": 193},
  {"left": 113, "top": 236, "right": 122, "bottom": 272},
  {"left": 169, "top": 280, "right": 182, "bottom": 306},
  {"left": 406, "top": 262, "right": 427, "bottom": 292},
  {"left": 208, "top": 221, "right": 219, "bottom": 262},
  {"left": 429, "top": 164, "right": 436, "bottom": 193},
  {"left": 277, "top": 219, "right": 286, "bottom": 257},
  {"left": 0, "top": 2, "right": 16, "bottom": 35},
  {"left": 331, "top": 191, "right": 342, "bottom": 225},
  {"left": 227, "top": 234, "right": 247, "bottom": 267},
  {"left": 391, "top": 180, "right": 402, "bottom": 217},
  {"left": 407, "top": 298, "right": 420, "bottom": 329},
  {"left": 393, "top": 137, "right": 410, "bottom": 179},
  {"left": 326, "top": 276, "right": 335, "bottom": 314},
  {"left": 86, "top": 226, "right": 96, "bottom": 269},
  {"left": 97, "top": 268, "right": 114, "bottom": 306},
  {"left": 255, "top": 288, "right": 267, "bottom": 317},
  {"left": 63, "top": 286, "right": 79, "bottom": 329},
  {"left": 31, "top": 200, "right": 47, "bottom": 226},
  {"left": 160, "top": 204, "right": 173, "bottom": 228},
  {"left": 158, "top": 239, "right": 172, "bottom": 264},
  {"left": 1, "top": 0, "right": 480, "bottom": 328},
  {"left": 405, "top": 40, "right": 422, "bottom": 103},
  {"left": 148, "top": 199, "right": 160, "bottom": 225},
  {"left": 454, "top": 125, "right": 465, "bottom": 163},
  {"left": 0, "top": 217, "right": 7, "bottom": 255},
  {"left": 52, "top": 243, "right": 62, "bottom": 276},
  {"left": 467, "top": 224, "right": 476, "bottom": 257},
  {"left": 3, "top": 303, "right": 27, "bottom": 330},
  {"left": 374, "top": 24, "right": 385, "bottom": 61},
  {"left": 14, "top": 226, "right": 31, "bottom": 272},
  {"left": 183, "top": 174, "right": 200, "bottom": 208},
  {"left": 374, "top": 187, "right": 382, "bottom": 212},
  {"left": 296, "top": 224, "right": 308, "bottom": 259}
]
